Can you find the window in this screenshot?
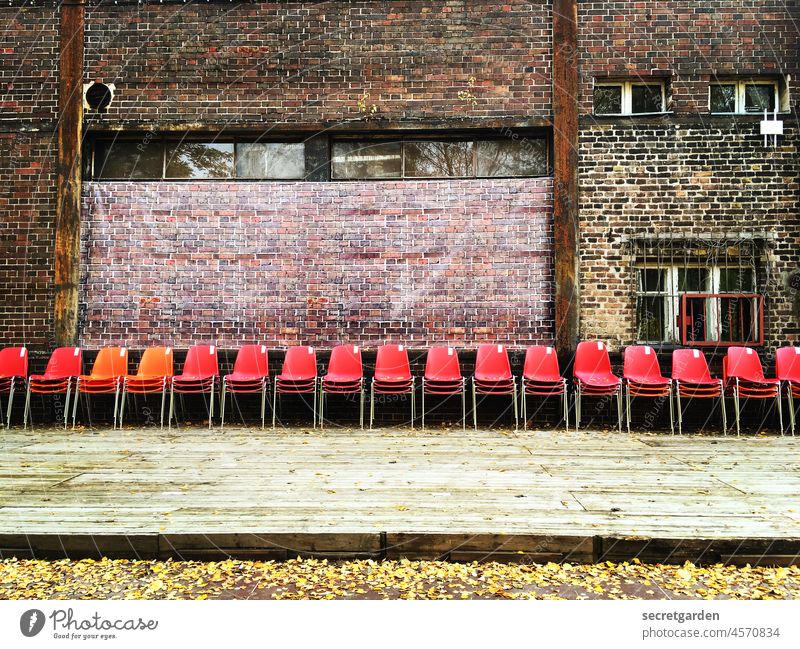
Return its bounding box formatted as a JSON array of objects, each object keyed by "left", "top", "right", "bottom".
[
  {"left": 709, "top": 79, "right": 780, "bottom": 114},
  {"left": 593, "top": 80, "right": 666, "bottom": 115},
  {"left": 331, "top": 135, "right": 549, "bottom": 180},
  {"left": 91, "top": 139, "right": 307, "bottom": 180}
]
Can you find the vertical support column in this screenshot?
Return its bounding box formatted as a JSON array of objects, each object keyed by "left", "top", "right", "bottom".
[
  {"left": 54, "top": 0, "right": 85, "bottom": 346},
  {"left": 552, "top": 0, "right": 579, "bottom": 356}
]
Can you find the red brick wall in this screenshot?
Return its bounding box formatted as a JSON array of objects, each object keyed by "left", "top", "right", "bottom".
[{"left": 80, "top": 179, "right": 554, "bottom": 348}]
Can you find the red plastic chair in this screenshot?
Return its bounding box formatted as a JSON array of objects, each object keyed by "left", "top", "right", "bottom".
[
  {"left": 671, "top": 348, "right": 726, "bottom": 435},
  {"left": 273, "top": 346, "right": 318, "bottom": 428},
  {"left": 520, "top": 346, "right": 567, "bottom": 431},
  {"left": 776, "top": 346, "right": 800, "bottom": 436},
  {"left": 0, "top": 347, "right": 27, "bottom": 428},
  {"left": 422, "top": 346, "right": 465, "bottom": 429},
  {"left": 320, "top": 345, "right": 364, "bottom": 428},
  {"left": 169, "top": 345, "right": 219, "bottom": 428},
  {"left": 573, "top": 341, "right": 622, "bottom": 432},
  {"left": 371, "top": 344, "right": 415, "bottom": 429},
  {"left": 623, "top": 345, "right": 673, "bottom": 435},
  {"left": 72, "top": 347, "right": 128, "bottom": 429},
  {"left": 24, "top": 347, "right": 82, "bottom": 429},
  {"left": 724, "top": 346, "right": 782, "bottom": 436},
  {"left": 119, "top": 347, "right": 173, "bottom": 428},
  {"left": 222, "top": 345, "right": 270, "bottom": 429},
  {"left": 473, "top": 344, "right": 517, "bottom": 430}
]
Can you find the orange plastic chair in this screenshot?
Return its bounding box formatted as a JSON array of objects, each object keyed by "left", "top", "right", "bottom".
[
  {"left": 221, "top": 345, "right": 270, "bottom": 429},
  {"left": 169, "top": 345, "right": 219, "bottom": 428},
  {"left": 724, "top": 346, "right": 782, "bottom": 436},
  {"left": 119, "top": 347, "right": 173, "bottom": 428},
  {"left": 623, "top": 345, "right": 673, "bottom": 434},
  {"left": 24, "top": 347, "right": 82, "bottom": 429},
  {"left": 0, "top": 347, "right": 27, "bottom": 428},
  {"left": 72, "top": 347, "right": 128, "bottom": 428}
]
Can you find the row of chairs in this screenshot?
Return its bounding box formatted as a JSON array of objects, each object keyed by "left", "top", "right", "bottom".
[{"left": 1, "top": 342, "right": 798, "bottom": 434}]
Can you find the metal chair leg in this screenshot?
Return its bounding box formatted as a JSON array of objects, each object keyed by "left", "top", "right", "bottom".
[
  {"left": 6, "top": 381, "right": 15, "bottom": 429},
  {"left": 71, "top": 380, "right": 80, "bottom": 429},
  {"left": 220, "top": 381, "right": 226, "bottom": 429},
  {"left": 168, "top": 384, "right": 175, "bottom": 430},
  {"left": 421, "top": 379, "right": 425, "bottom": 430},
  {"left": 160, "top": 383, "right": 167, "bottom": 429},
  {"left": 272, "top": 382, "right": 278, "bottom": 429},
  {"left": 521, "top": 382, "right": 527, "bottom": 431},
  {"left": 312, "top": 378, "right": 317, "bottom": 429},
  {"left": 575, "top": 385, "right": 581, "bottom": 430},
  {"left": 512, "top": 378, "right": 518, "bottom": 430},
  {"left": 359, "top": 387, "right": 364, "bottom": 429},
  {"left": 119, "top": 385, "right": 128, "bottom": 428},
  {"left": 461, "top": 382, "right": 466, "bottom": 430},
  {"left": 23, "top": 383, "right": 31, "bottom": 429},
  {"left": 369, "top": 381, "right": 375, "bottom": 430},
  {"left": 410, "top": 378, "right": 415, "bottom": 429},
  {"left": 64, "top": 382, "right": 72, "bottom": 430},
  {"left": 720, "top": 382, "right": 727, "bottom": 435},
  {"left": 777, "top": 390, "right": 783, "bottom": 436},
  {"left": 676, "top": 387, "right": 682, "bottom": 435},
  {"left": 112, "top": 383, "right": 121, "bottom": 429},
  {"left": 789, "top": 387, "right": 796, "bottom": 436},
  {"left": 319, "top": 384, "right": 324, "bottom": 429},
  {"left": 734, "top": 380, "right": 740, "bottom": 436},
  {"left": 616, "top": 388, "right": 622, "bottom": 433},
  {"left": 668, "top": 386, "right": 675, "bottom": 435},
  {"left": 625, "top": 384, "right": 631, "bottom": 434},
  {"left": 260, "top": 381, "right": 267, "bottom": 430},
  {"left": 472, "top": 378, "right": 477, "bottom": 431}
]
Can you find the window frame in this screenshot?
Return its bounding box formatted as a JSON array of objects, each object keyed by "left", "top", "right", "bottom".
[
  {"left": 708, "top": 78, "right": 781, "bottom": 115},
  {"left": 593, "top": 79, "right": 667, "bottom": 116}
]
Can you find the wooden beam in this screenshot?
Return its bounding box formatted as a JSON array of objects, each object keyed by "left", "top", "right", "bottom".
[
  {"left": 552, "top": 0, "right": 579, "bottom": 356},
  {"left": 54, "top": 0, "right": 85, "bottom": 347}
]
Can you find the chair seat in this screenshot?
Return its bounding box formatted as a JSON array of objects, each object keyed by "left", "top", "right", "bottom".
[
  {"left": 575, "top": 374, "right": 620, "bottom": 387},
  {"left": 626, "top": 376, "right": 670, "bottom": 386}
]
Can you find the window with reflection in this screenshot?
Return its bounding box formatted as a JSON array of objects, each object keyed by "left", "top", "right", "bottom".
[
  {"left": 235, "top": 142, "right": 305, "bottom": 179},
  {"left": 165, "top": 142, "right": 234, "bottom": 179},
  {"left": 94, "top": 140, "right": 163, "bottom": 179}
]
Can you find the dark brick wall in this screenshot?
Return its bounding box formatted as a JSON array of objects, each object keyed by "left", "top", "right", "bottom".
[{"left": 80, "top": 178, "right": 554, "bottom": 349}]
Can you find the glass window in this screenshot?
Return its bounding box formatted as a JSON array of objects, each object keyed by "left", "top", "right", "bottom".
[
  {"left": 636, "top": 296, "right": 665, "bottom": 343},
  {"left": 331, "top": 141, "right": 402, "bottom": 179},
  {"left": 594, "top": 85, "right": 623, "bottom": 114},
  {"left": 710, "top": 84, "right": 736, "bottom": 112},
  {"left": 631, "top": 84, "right": 663, "bottom": 113},
  {"left": 165, "top": 142, "right": 234, "bottom": 179},
  {"left": 404, "top": 140, "right": 473, "bottom": 177},
  {"left": 94, "top": 140, "right": 163, "bottom": 179},
  {"left": 718, "top": 267, "right": 755, "bottom": 292},
  {"left": 235, "top": 142, "right": 305, "bottom": 179},
  {"left": 678, "top": 268, "right": 709, "bottom": 293},
  {"left": 476, "top": 138, "right": 548, "bottom": 177},
  {"left": 744, "top": 84, "right": 776, "bottom": 112}
]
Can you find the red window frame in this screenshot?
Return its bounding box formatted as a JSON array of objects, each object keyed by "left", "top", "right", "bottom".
[{"left": 679, "top": 293, "right": 764, "bottom": 347}]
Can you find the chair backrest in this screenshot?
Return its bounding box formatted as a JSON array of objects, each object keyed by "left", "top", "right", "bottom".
[
  {"left": 43, "top": 347, "right": 82, "bottom": 379},
  {"left": 327, "top": 345, "right": 362, "bottom": 380},
  {"left": 776, "top": 346, "right": 800, "bottom": 382},
  {"left": 424, "top": 347, "right": 462, "bottom": 382},
  {"left": 374, "top": 344, "right": 411, "bottom": 382},
  {"left": 232, "top": 344, "right": 269, "bottom": 378},
  {"left": 89, "top": 347, "right": 128, "bottom": 379},
  {"left": 725, "top": 346, "right": 766, "bottom": 382},
  {"left": 574, "top": 341, "right": 614, "bottom": 379},
  {"left": 671, "top": 348, "right": 713, "bottom": 382},
  {"left": 136, "top": 347, "right": 173, "bottom": 377},
  {"left": 182, "top": 345, "right": 219, "bottom": 378},
  {"left": 0, "top": 347, "right": 28, "bottom": 377},
  {"left": 281, "top": 346, "right": 317, "bottom": 380},
  {"left": 474, "top": 344, "right": 512, "bottom": 382},
  {"left": 522, "top": 346, "right": 561, "bottom": 382},
  {"left": 623, "top": 345, "right": 665, "bottom": 382}
]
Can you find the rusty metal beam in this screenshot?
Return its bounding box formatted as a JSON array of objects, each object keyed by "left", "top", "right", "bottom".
[
  {"left": 54, "top": 0, "right": 85, "bottom": 346},
  {"left": 552, "top": 0, "right": 579, "bottom": 356}
]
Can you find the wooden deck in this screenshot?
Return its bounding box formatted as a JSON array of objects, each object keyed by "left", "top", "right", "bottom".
[{"left": 1, "top": 425, "right": 799, "bottom": 564}]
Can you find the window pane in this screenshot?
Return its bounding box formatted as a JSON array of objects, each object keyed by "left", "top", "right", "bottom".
[
  {"left": 718, "top": 267, "right": 755, "bottom": 292},
  {"left": 678, "top": 268, "right": 709, "bottom": 292},
  {"left": 165, "top": 142, "right": 234, "bottom": 179},
  {"left": 404, "top": 141, "right": 473, "bottom": 177},
  {"left": 236, "top": 142, "right": 305, "bottom": 179},
  {"left": 638, "top": 269, "right": 666, "bottom": 293},
  {"left": 636, "top": 296, "right": 665, "bottom": 342},
  {"left": 594, "top": 85, "right": 622, "bottom": 114},
  {"left": 631, "top": 84, "right": 663, "bottom": 113},
  {"left": 476, "top": 138, "right": 548, "bottom": 177},
  {"left": 710, "top": 84, "right": 736, "bottom": 112},
  {"left": 744, "top": 84, "right": 776, "bottom": 112},
  {"left": 95, "top": 140, "right": 163, "bottom": 179},
  {"left": 331, "top": 141, "right": 401, "bottom": 179}
]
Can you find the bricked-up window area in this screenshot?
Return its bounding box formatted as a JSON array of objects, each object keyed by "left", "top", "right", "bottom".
[
  {"left": 593, "top": 80, "right": 667, "bottom": 116},
  {"left": 331, "top": 136, "right": 550, "bottom": 180},
  {"left": 709, "top": 78, "right": 784, "bottom": 114},
  {"left": 631, "top": 237, "right": 765, "bottom": 346}
]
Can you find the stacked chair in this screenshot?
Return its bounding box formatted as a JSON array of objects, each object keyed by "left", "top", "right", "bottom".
[
  {"left": 520, "top": 345, "right": 568, "bottom": 430},
  {"left": 169, "top": 345, "right": 219, "bottom": 429},
  {"left": 421, "top": 346, "right": 466, "bottom": 430},
  {"left": 777, "top": 346, "right": 800, "bottom": 435},
  {"left": 0, "top": 347, "right": 27, "bottom": 428},
  {"left": 671, "top": 348, "right": 726, "bottom": 435},
  {"left": 221, "top": 344, "right": 270, "bottom": 429},
  {"left": 472, "top": 344, "right": 517, "bottom": 430},
  {"left": 370, "top": 344, "right": 415, "bottom": 429},
  {"left": 573, "top": 341, "right": 622, "bottom": 432},
  {"left": 24, "top": 347, "right": 82, "bottom": 429},
  {"left": 72, "top": 347, "right": 128, "bottom": 428},
  {"left": 319, "top": 344, "right": 365, "bottom": 428},
  {"left": 623, "top": 345, "right": 673, "bottom": 435},
  {"left": 273, "top": 346, "right": 318, "bottom": 428},
  {"left": 723, "top": 346, "right": 782, "bottom": 436},
  {"left": 119, "top": 346, "right": 173, "bottom": 428}
]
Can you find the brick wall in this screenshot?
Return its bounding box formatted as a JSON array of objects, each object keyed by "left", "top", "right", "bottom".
[
  {"left": 84, "top": 0, "right": 552, "bottom": 127},
  {"left": 80, "top": 178, "right": 554, "bottom": 348}
]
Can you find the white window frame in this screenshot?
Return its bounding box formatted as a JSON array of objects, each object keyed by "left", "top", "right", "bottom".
[
  {"left": 635, "top": 264, "right": 756, "bottom": 344},
  {"left": 593, "top": 80, "right": 666, "bottom": 116},
  {"left": 708, "top": 78, "right": 781, "bottom": 114}
]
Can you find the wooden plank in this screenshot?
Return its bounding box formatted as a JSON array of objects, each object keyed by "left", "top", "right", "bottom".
[
  {"left": 54, "top": 0, "right": 85, "bottom": 346},
  {"left": 552, "top": 0, "right": 580, "bottom": 355}
]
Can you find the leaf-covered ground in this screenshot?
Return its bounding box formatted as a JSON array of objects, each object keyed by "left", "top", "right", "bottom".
[{"left": 1, "top": 558, "right": 798, "bottom": 600}]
